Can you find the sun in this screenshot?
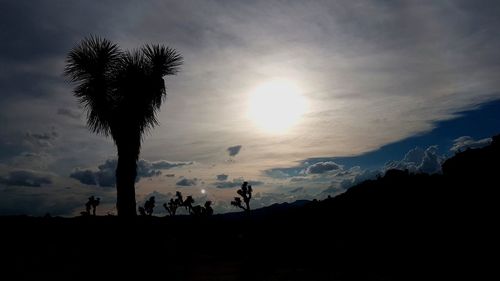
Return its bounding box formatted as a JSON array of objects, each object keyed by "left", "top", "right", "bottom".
[{"left": 247, "top": 79, "right": 307, "bottom": 133}]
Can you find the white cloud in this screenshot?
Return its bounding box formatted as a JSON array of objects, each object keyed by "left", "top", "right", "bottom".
[
  {"left": 384, "top": 146, "right": 444, "bottom": 174},
  {"left": 304, "top": 161, "right": 341, "bottom": 174},
  {"left": 450, "top": 136, "right": 492, "bottom": 153}
]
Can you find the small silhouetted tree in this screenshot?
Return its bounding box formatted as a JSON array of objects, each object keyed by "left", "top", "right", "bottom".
[
  {"left": 189, "top": 200, "right": 214, "bottom": 216},
  {"left": 167, "top": 191, "right": 213, "bottom": 216},
  {"left": 204, "top": 201, "right": 214, "bottom": 216},
  {"left": 183, "top": 196, "right": 195, "bottom": 213},
  {"left": 144, "top": 196, "right": 155, "bottom": 216},
  {"left": 175, "top": 191, "right": 184, "bottom": 206},
  {"left": 138, "top": 206, "right": 146, "bottom": 216},
  {"left": 163, "top": 198, "right": 179, "bottom": 216},
  {"left": 231, "top": 181, "right": 252, "bottom": 212},
  {"left": 83, "top": 196, "right": 100, "bottom": 216},
  {"left": 91, "top": 197, "right": 100, "bottom": 216}
]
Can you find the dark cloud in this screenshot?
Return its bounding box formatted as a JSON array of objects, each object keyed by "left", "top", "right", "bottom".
[
  {"left": 70, "top": 169, "right": 97, "bottom": 186},
  {"left": 0, "top": 1, "right": 121, "bottom": 63},
  {"left": 215, "top": 178, "right": 263, "bottom": 189},
  {"left": 94, "top": 159, "right": 118, "bottom": 187},
  {"left": 304, "top": 161, "right": 341, "bottom": 174},
  {"left": 216, "top": 174, "right": 228, "bottom": 181},
  {"left": 136, "top": 160, "right": 162, "bottom": 178},
  {"left": 451, "top": 136, "right": 492, "bottom": 153},
  {"left": 176, "top": 178, "right": 198, "bottom": 187},
  {"left": 24, "top": 127, "right": 59, "bottom": 148},
  {"left": 264, "top": 169, "right": 293, "bottom": 179},
  {"left": 0, "top": 170, "right": 52, "bottom": 187},
  {"left": 19, "top": 152, "right": 43, "bottom": 158},
  {"left": 57, "top": 108, "right": 81, "bottom": 119},
  {"left": 227, "top": 145, "right": 242, "bottom": 157},
  {"left": 150, "top": 160, "right": 192, "bottom": 170},
  {"left": 0, "top": 189, "right": 79, "bottom": 216},
  {"left": 70, "top": 158, "right": 190, "bottom": 187},
  {"left": 0, "top": 181, "right": 117, "bottom": 216}
]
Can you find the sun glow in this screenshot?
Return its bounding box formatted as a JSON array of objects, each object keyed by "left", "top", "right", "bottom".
[{"left": 248, "top": 79, "right": 307, "bottom": 133}]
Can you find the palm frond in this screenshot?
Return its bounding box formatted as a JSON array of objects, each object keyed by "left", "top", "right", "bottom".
[
  {"left": 142, "top": 44, "right": 183, "bottom": 77},
  {"left": 112, "top": 46, "right": 182, "bottom": 137},
  {"left": 64, "top": 35, "right": 122, "bottom": 135}
]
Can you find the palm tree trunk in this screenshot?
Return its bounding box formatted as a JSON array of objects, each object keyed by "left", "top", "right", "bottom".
[{"left": 115, "top": 132, "right": 141, "bottom": 217}]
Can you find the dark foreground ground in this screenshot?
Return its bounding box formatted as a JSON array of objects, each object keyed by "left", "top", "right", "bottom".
[{"left": 1, "top": 136, "right": 499, "bottom": 280}]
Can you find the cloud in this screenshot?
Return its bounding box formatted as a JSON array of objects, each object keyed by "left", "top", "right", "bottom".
[
  {"left": 70, "top": 159, "right": 191, "bottom": 187},
  {"left": 289, "top": 187, "right": 304, "bottom": 193},
  {"left": 264, "top": 158, "right": 344, "bottom": 179},
  {"left": 215, "top": 178, "right": 263, "bottom": 189},
  {"left": 418, "top": 146, "right": 442, "bottom": 174},
  {"left": 264, "top": 169, "right": 295, "bottom": 179},
  {"left": 69, "top": 169, "right": 97, "bottom": 186},
  {"left": 57, "top": 108, "right": 81, "bottom": 119},
  {"left": 227, "top": 145, "right": 242, "bottom": 157},
  {"left": 384, "top": 146, "right": 443, "bottom": 174},
  {"left": 176, "top": 178, "right": 198, "bottom": 187},
  {"left": 94, "top": 159, "right": 118, "bottom": 187},
  {"left": 290, "top": 177, "right": 307, "bottom": 182},
  {"left": 24, "top": 127, "right": 59, "bottom": 148},
  {"left": 304, "top": 161, "right": 341, "bottom": 174},
  {"left": 0, "top": 170, "right": 52, "bottom": 187},
  {"left": 149, "top": 160, "right": 192, "bottom": 170},
  {"left": 0, "top": 188, "right": 80, "bottom": 216},
  {"left": 216, "top": 174, "right": 228, "bottom": 181},
  {"left": 340, "top": 169, "right": 381, "bottom": 189},
  {"left": 0, "top": 179, "right": 117, "bottom": 216},
  {"left": 451, "top": 136, "right": 492, "bottom": 153}
]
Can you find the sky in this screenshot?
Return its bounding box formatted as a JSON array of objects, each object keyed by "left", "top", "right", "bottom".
[{"left": 1, "top": 0, "right": 500, "bottom": 216}]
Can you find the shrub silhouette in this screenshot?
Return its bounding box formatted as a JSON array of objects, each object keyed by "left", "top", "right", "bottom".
[
  {"left": 144, "top": 196, "right": 156, "bottom": 216},
  {"left": 189, "top": 199, "right": 214, "bottom": 216},
  {"left": 183, "top": 196, "right": 195, "bottom": 213},
  {"left": 64, "top": 36, "right": 182, "bottom": 217},
  {"left": 163, "top": 198, "right": 179, "bottom": 216},
  {"left": 138, "top": 196, "right": 156, "bottom": 216},
  {"left": 82, "top": 196, "right": 100, "bottom": 216},
  {"left": 204, "top": 201, "right": 214, "bottom": 216},
  {"left": 231, "top": 181, "right": 252, "bottom": 212},
  {"left": 138, "top": 206, "right": 146, "bottom": 216},
  {"left": 166, "top": 191, "right": 213, "bottom": 216}
]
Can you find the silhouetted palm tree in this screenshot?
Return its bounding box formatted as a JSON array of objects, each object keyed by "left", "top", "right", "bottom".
[{"left": 65, "top": 36, "right": 182, "bottom": 217}]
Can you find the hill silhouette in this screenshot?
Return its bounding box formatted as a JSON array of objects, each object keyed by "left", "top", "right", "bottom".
[{"left": 1, "top": 134, "right": 498, "bottom": 280}]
